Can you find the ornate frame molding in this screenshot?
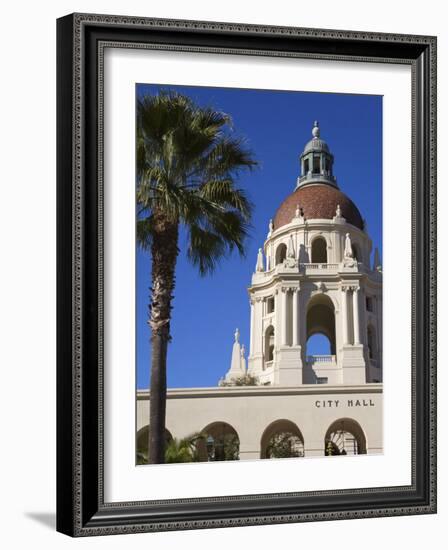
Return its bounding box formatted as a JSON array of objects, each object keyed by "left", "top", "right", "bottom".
[{"left": 57, "top": 13, "right": 436, "bottom": 537}]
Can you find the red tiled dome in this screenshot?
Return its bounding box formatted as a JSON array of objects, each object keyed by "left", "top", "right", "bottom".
[{"left": 273, "top": 183, "right": 364, "bottom": 230}]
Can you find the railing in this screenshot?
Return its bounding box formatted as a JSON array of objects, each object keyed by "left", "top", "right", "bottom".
[
  {"left": 254, "top": 261, "right": 370, "bottom": 280},
  {"left": 306, "top": 355, "right": 336, "bottom": 366},
  {"left": 297, "top": 173, "right": 337, "bottom": 186},
  {"left": 301, "top": 263, "right": 339, "bottom": 273}
]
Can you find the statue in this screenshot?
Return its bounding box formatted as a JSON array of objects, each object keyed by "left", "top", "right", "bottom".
[
  {"left": 255, "top": 248, "right": 264, "bottom": 272},
  {"left": 240, "top": 344, "right": 247, "bottom": 374},
  {"left": 234, "top": 328, "right": 240, "bottom": 343},
  {"left": 344, "top": 233, "right": 353, "bottom": 258},
  {"left": 287, "top": 234, "right": 295, "bottom": 259},
  {"left": 334, "top": 204, "right": 345, "bottom": 222},
  {"left": 283, "top": 234, "right": 297, "bottom": 268},
  {"left": 295, "top": 204, "right": 302, "bottom": 218},
  {"left": 267, "top": 219, "right": 274, "bottom": 236},
  {"left": 342, "top": 232, "right": 357, "bottom": 269}
]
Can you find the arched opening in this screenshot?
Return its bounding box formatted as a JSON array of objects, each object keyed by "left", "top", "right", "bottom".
[
  {"left": 306, "top": 294, "right": 336, "bottom": 355},
  {"left": 260, "top": 419, "right": 305, "bottom": 459},
  {"left": 264, "top": 325, "right": 275, "bottom": 364},
  {"left": 196, "top": 422, "right": 240, "bottom": 462},
  {"left": 311, "top": 237, "right": 327, "bottom": 263},
  {"left": 367, "top": 324, "right": 377, "bottom": 360},
  {"left": 306, "top": 333, "right": 332, "bottom": 355},
  {"left": 275, "top": 243, "right": 287, "bottom": 265},
  {"left": 305, "top": 294, "right": 336, "bottom": 383},
  {"left": 324, "top": 418, "right": 367, "bottom": 456},
  {"left": 136, "top": 425, "right": 173, "bottom": 464},
  {"left": 352, "top": 243, "right": 362, "bottom": 262}
]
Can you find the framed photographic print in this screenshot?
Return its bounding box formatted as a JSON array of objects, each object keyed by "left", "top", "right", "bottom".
[{"left": 56, "top": 13, "right": 437, "bottom": 536}]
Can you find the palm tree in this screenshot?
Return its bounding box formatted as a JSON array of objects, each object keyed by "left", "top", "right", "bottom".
[{"left": 137, "top": 91, "right": 257, "bottom": 463}]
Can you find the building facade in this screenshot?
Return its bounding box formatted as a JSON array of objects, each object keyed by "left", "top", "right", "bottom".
[{"left": 137, "top": 122, "right": 383, "bottom": 460}]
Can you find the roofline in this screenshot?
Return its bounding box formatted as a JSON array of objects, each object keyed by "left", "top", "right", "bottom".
[{"left": 137, "top": 383, "right": 383, "bottom": 400}]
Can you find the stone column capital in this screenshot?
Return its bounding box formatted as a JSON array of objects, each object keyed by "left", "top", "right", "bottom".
[{"left": 284, "top": 286, "right": 297, "bottom": 293}]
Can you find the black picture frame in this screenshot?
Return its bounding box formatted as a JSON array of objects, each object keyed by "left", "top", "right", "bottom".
[{"left": 56, "top": 13, "right": 437, "bottom": 537}]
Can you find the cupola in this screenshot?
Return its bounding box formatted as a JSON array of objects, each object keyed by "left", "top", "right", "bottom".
[{"left": 297, "top": 121, "right": 337, "bottom": 188}]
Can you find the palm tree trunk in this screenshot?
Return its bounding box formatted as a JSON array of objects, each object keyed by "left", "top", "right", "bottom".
[{"left": 148, "top": 215, "right": 179, "bottom": 464}]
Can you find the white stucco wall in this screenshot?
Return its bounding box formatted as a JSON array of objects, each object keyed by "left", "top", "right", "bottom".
[{"left": 137, "top": 384, "right": 383, "bottom": 459}]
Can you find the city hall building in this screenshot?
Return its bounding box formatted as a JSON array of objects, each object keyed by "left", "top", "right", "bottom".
[{"left": 137, "top": 122, "right": 383, "bottom": 460}]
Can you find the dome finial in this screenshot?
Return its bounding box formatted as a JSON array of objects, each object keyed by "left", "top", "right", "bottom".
[{"left": 312, "top": 120, "right": 320, "bottom": 138}]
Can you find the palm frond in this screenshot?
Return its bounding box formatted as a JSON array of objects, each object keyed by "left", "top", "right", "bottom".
[
  {"left": 187, "top": 225, "right": 228, "bottom": 275},
  {"left": 192, "top": 137, "right": 257, "bottom": 180},
  {"left": 136, "top": 90, "right": 258, "bottom": 275},
  {"left": 164, "top": 432, "right": 204, "bottom": 463},
  {"left": 136, "top": 217, "right": 154, "bottom": 251},
  {"left": 197, "top": 179, "right": 253, "bottom": 220}
]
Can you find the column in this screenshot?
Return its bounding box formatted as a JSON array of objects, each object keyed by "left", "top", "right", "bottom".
[
  {"left": 334, "top": 231, "right": 341, "bottom": 263},
  {"left": 281, "top": 288, "right": 287, "bottom": 346},
  {"left": 292, "top": 288, "right": 299, "bottom": 346},
  {"left": 249, "top": 298, "right": 255, "bottom": 355},
  {"left": 341, "top": 286, "right": 348, "bottom": 345},
  {"left": 254, "top": 298, "right": 263, "bottom": 354},
  {"left": 353, "top": 286, "right": 360, "bottom": 345},
  {"left": 274, "top": 289, "right": 281, "bottom": 349}
]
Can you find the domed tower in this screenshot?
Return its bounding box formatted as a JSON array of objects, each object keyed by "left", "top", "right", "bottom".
[{"left": 246, "top": 122, "right": 382, "bottom": 386}]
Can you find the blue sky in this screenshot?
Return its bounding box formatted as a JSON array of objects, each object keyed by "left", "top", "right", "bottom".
[{"left": 136, "top": 84, "right": 382, "bottom": 389}]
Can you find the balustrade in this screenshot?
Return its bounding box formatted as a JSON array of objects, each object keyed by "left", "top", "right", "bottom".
[{"left": 306, "top": 355, "right": 336, "bottom": 366}]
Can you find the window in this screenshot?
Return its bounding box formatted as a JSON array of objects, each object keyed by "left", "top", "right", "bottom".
[
  {"left": 304, "top": 158, "right": 309, "bottom": 173},
  {"left": 275, "top": 243, "right": 287, "bottom": 265},
  {"left": 311, "top": 237, "right": 327, "bottom": 263},
  {"left": 313, "top": 155, "right": 320, "bottom": 173},
  {"left": 316, "top": 377, "right": 328, "bottom": 384},
  {"left": 366, "top": 296, "right": 373, "bottom": 312},
  {"left": 266, "top": 297, "right": 275, "bottom": 314},
  {"left": 265, "top": 326, "right": 275, "bottom": 363}
]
